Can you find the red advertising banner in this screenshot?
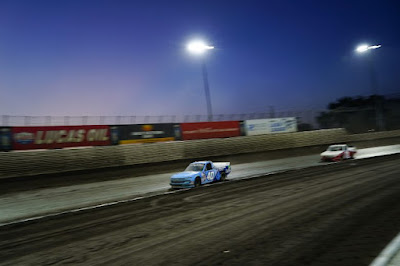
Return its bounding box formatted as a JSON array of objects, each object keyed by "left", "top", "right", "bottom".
[
  {"left": 12, "top": 125, "right": 111, "bottom": 150},
  {"left": 180, "top": 121, "right": 240, "bottom": 140}
]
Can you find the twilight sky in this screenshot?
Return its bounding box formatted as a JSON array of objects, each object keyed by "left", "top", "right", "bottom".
[{"left": 1, "top": 0, "right": 399, "bottom": 117}]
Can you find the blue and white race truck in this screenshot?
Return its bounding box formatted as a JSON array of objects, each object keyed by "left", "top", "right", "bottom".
[{"left": 170, "top": 161, "right": 231, "bottom": 188}]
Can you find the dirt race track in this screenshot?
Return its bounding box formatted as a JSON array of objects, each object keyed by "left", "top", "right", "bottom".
[{"left": 1, "top": 154, "right": 400, "bottom": 266}]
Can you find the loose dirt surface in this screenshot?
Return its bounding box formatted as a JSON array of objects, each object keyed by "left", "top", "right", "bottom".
[
  {"left": 1, "top": 154, "right": 400, "bottom": 265},
  {"left": 2, "top": 137, "right": 398, "bottom": 194}
]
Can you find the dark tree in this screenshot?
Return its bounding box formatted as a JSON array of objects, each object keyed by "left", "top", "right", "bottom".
[
  {"left": 316, "top": 95, "right": 395, "bottom": 133},
  {"left": 297, "top": 123, "right": 313, "bottom": 131}
]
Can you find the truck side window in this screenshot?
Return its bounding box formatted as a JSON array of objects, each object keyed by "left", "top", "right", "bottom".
[{"left": 206, "top": 163, "right": 212, "bottom": 170}]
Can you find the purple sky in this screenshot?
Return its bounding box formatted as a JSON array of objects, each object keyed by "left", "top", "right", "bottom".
[{"left": 1, "top": 0, "right": 399, "bottom": 117}]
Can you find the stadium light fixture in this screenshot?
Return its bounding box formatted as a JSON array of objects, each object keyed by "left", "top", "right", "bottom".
[
  {"left": 187, "top": 40, "right": 214, "bottom": 55},
  {"left": 356, "top": 44, "right": 382, "bottom": 53}
]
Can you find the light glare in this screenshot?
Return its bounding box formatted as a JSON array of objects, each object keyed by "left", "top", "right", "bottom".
[
  {"left": 370, "top": 45, "right": 382, "bottom": 49},
  {"left": 187, "top": 40, "right": 214, "bottom": 55},
  {"left": 356, "top": 44, "right": 369, "bottom": 53},
  {"left": 356, "top": 44, "right": 382, "bottom": 53}
]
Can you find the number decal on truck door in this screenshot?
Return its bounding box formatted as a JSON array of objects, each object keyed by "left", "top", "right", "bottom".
[{"left": 207, "top": 171, "right": 215, "bottom": 181}]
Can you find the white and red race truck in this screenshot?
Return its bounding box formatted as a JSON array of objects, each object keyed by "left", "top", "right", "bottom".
[{"left": 320, "top": 144, "right": 357, "bottom": 162}]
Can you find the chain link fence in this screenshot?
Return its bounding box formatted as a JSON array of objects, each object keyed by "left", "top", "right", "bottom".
[
  {"left": 1, "top": 110, "right": 322, "bottom": 128},
  {"left": 2, "top": 106, "right": 399, "bottom": 133}
]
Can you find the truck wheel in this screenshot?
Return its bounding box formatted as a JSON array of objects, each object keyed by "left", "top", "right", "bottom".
[
  {"left": 220, "top": 173, "right": 226, "bottom": 182},
  {"left": 194, "top": 177, "right": 201, "bottom": 188}
]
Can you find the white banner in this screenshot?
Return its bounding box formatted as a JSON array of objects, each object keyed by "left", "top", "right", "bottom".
[{"left": 244, "top": 117, "right": 297, "bottom": 136}]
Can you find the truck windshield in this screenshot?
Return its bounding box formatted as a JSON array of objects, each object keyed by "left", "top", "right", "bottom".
[
  {"left": 328, "top": 146, "right": 343, "bottom": 151},
  {"left": 185, "top": 163, "right": 204, "bottom": 172}
]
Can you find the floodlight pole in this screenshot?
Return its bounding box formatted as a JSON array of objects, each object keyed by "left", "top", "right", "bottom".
[
  {"left": 186, "top": 40, "right": 215, "bottom": 121},
  {"left": 356, "top": 44, "right": 385, "bottom": 131},
  {"left": 202, "top": 61, "right": 213, "bottom": 121},
  {"left": 367, "top": 54, "right": 385, "bottom": 131}
]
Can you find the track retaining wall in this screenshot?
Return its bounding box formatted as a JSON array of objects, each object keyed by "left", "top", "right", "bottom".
[{"left": 1, "top": 128, "right": 399, "bottom": 179}]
